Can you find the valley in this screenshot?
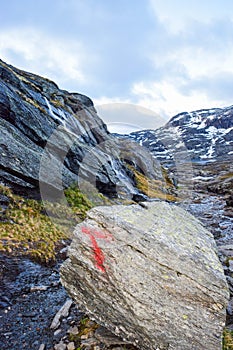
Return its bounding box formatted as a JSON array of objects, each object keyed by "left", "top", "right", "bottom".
[{"left": 0, "top": 59, "right": 232, "bottom": 349}]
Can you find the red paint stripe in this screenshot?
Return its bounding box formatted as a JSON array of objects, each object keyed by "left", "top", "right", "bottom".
[
  {"left": 82, "top": 226, "right": 111, "bottom": 273},
  {"left": 89, "top": 234, "right": 105, "bottom": 272}
]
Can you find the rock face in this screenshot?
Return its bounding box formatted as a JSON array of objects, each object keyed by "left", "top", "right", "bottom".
[
  {"left": 0, "top": 59, "right": 164, "bottom": 200},
  {"left": 128, "top": 107, "right": 233, "bottom": 165},
  {"left": 60, "top": 201, "right": 229, "bottom": 350}
]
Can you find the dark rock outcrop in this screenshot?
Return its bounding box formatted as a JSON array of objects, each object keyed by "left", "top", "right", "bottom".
[
  {"left": 0, "top": 59, "right": 165, "bottom": 200},
  {"left": 61, "top": 201, "right": 229, "bottom": 350}
]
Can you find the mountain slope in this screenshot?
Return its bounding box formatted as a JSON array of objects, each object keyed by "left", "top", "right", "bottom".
[
  {"left": 129, "top": 107, "right": 233, "bottom": 165},
  {"left": 0, "top": 59, "right": 168, "bottom": 201}
]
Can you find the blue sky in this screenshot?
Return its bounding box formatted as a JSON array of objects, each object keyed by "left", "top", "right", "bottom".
[{"left": 1, "top": 0, "right": 233, "bottom": 130}]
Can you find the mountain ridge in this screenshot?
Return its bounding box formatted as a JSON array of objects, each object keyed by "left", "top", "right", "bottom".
[{"left": 127, "top": 105, "right": 233, "bottom": 165}]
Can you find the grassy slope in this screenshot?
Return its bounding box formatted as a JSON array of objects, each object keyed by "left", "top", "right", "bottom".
[{"left": 0, "top": 184, "right": 93, "bottom": 263}]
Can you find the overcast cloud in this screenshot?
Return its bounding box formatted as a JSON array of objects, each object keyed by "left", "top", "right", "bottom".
[{"left": 1, "top": 0, "right": 233, "bottom": 130}]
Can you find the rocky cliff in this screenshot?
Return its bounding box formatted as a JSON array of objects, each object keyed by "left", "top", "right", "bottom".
[{"left": 0, "top": 59, "right": 168, "bottom": 202}]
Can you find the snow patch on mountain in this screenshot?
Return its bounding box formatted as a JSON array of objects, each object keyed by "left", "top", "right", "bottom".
[{"left": 126, "top": 106, "right": 233, "bottom": 164}]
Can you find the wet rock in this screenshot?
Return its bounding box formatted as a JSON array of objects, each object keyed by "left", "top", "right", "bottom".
[
  {"left": 50, "top": 299, "right": 73, "bottom": 330},
  {"left": 0, "top": 295, "right": 11, "bottom": 309},
  {"left": 227, "top": 277, "right": 233, "bottom": 294},
  {"left": 67, "top": 342, "right": 75, "bottom": 350},
  {"left": 0, "top": 194, "right": 9, "bottom": 205},
  {"left": 95, "top": 327, "right": 129, "bottom": 347},
  {"left": 54, "top": 341, "right": 67, "bottom": 350},
  {"left": 54, "top": 329, "right": 62, "bottom": 336},
  {"left": 207, "top": 174, "right": 233, "bottom": 198},
  {"left": 226, "top": 195, "right": 233, "bottom": 207},
  {"left": 61, "top": 202, "right": 229, "bottom": 350},
  {"left": 30, "top": 285, "right": 49, "bottom": 292},
  {"left": 80, "top": 337, "right": 97, "bottom": 347},
  {"left": 218, "top": 245, "right": 233, "bottom": 257},
  {"left": 225, "top": 209, "right": 233, "bottom": 218},
  {"left": 67, "top": 325, "right": 79, "bottom": 335},
  {"left": 0, "top": 59, "right": 166, "bottom": 200}
]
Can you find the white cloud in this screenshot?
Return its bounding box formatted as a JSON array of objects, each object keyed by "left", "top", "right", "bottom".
[
  {"left": 149, "top": 0, "right": 233, "bottom": 33},
  {"left": 143, "top": 4, "right": 233, "bottom": 119},
  {"left": 168, "top": 47, "right": 233, "bottom": 79},
  {"left": 94, "top": 96, "right": 131, "bottom": 106},
  {"left": 1, "top": 2, "right": 233, "bottom": 130},
  {"left": 131, "top": 80, "right": 227, "bottom": 119},
  {"left": 0, "top": 27, "right": 87, "bottom": 88},
  {"left": 94, "top": 99, "right": 166, "bottom": 133}
]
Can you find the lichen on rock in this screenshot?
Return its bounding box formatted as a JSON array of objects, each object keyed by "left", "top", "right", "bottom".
[{"left": 61, "top": 201, "right": 229, "bottom": 350}]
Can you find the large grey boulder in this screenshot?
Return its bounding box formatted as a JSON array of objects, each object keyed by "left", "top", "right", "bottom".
[{"left": 60, "top": 201, "right": 229, "bottom": 350}]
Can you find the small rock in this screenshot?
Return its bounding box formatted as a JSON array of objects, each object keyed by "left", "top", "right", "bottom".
[
  {"left": 226, "top": 195, "right": 233, "bottom": 207},
  {"left": 81, "top": 337, "right": 97, "bottom": 347},
  {"left": 4, "top": 332, "right": 12, "bottom": 337},
  {"left": 95, "top": 326, "right": 129, "bottom": 346},
  {"left": 59, "top": 247, "right": 68, "bottom": 254},
  {"left": 30, "top": 285, "right": 49, "bottom": 292},
  {"left": 229, "top": 260, "right": 233, "bottom": 273},
  {"left": 224, "top": 209, "right": 233, "bottom": 218},
  {"left": 0, "top": 301, "right": 9, "bottom": 309},
  {"left": 218, "top": 245, "right": 233, "bottom": 256},
  {"left": 67, "top": 342, "right": 75, "bottom": 350},
  {"left": 38, "top": 344, "right": 45, "bottom": 350},
  {"left": 0, "top": 194, "right": 10, "bottom": 205},
  {"left": 0, "top": 295, "right": 11, "bottom": 308},
  {"left": 227, "top": 298, "right": 233, "bottom": 316},
  {"left": 81, "top": 334, "right": 89, "bottom": 340},
  {"left": 54, "top": 341, "right": 66, "bottom": 350},
  {"left": 67, "top": 326, "right": 79, "bottom": 335},
  {"left": 54, "top": 329, "right": 62, "bottom": 336},
  {"left": 226, "top": 276, "right": 233, "bottom": 293},
  {"left": 51, "top": 281, "right": 61, "bottom": 287},
  {"left": 50, "top": 299, "right": 73, "bottom": 330}
]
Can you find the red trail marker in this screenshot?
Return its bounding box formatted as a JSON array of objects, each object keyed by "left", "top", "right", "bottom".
[{"left": 82, "top": 226, "right": 113, "bottom": 273}]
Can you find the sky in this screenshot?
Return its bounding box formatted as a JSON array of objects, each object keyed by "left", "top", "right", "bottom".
[{"left": 1, "top": 0, "right": 233, "bottom": 131}]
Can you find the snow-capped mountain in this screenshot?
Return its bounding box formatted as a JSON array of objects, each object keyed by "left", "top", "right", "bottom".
[{"left": 128, "top": 106, "right": 233, "bottom": 165}]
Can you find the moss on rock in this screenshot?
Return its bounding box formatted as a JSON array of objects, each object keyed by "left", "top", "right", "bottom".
[
  {"left": 127, "top": 165, "right": 178, "bottom": 202},
  {"left": 223, "top": 329, "right": 233, "bottom": 350},
  {"left": 0, "top": 184, "right": 93, "bottom": 263}
]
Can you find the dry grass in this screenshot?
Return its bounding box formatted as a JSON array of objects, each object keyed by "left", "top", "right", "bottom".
[
  {"left": 16, "top": 90, "right": 46, "bottom": 113},
  {"left": 128, "top": 165, "right": 178, "bottom": 202},
  {"left": 69, "top": 315, "right": 137, "bottom": 350},
  {"left": 219, "top": 172, "right": 233, "bottom": 180},
  {"left": 50, "top": 99, "right": 64, "bottom": 109},
  {"left": 0, "top": 60, "right": 42, "bottom": 92},
  {"left": 0, "top": 184, "right": 93, "bottom": 263},
  {"left": 223, "top": 329, "right": 233, "bottom": 350}
]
